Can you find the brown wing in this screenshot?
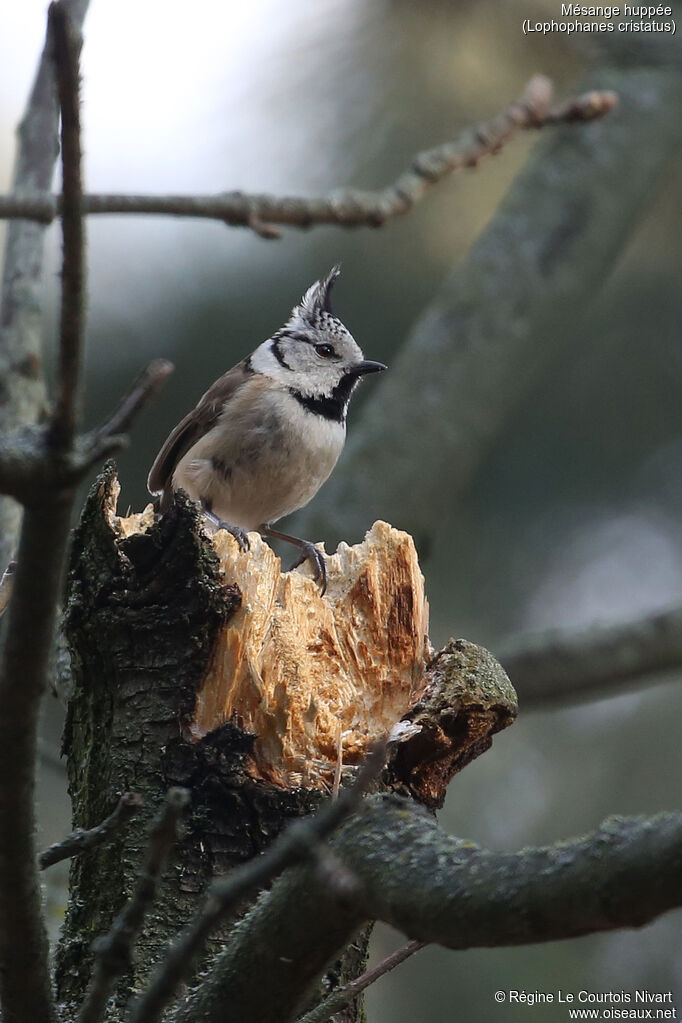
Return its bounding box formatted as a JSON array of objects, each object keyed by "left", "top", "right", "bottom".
[{"left": 147, "top": 360, "right": 252, "bottom": 502}]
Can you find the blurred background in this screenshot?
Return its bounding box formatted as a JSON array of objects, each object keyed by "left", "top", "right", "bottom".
[{"left": 2, "top": 1, "right": 681, "bottom": 1019}]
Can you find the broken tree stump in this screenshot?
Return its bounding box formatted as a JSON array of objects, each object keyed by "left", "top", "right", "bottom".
[{"left": 57, "top": 463, "right": 517, "bottom": 1017}]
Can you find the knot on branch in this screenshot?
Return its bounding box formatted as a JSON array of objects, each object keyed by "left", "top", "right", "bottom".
[{"left": 385, "top": 639, "right": 517, "bottom": 808}]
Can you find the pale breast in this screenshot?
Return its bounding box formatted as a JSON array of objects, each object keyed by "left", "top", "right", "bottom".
[{"left": 172, "top": 382, "right": 345, "bottom": 529}]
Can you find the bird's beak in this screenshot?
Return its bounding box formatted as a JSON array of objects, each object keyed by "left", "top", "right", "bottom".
[{"left": 350, "top": 360, "right": 387, "bottom": 378}]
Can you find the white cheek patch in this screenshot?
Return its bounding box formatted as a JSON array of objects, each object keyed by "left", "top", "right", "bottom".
[{"left": 249, "top": 342, "right": 290, "bottom": 383}]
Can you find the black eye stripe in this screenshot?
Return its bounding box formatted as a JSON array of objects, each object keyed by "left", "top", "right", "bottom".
[
  {"left": 279, "top": 329, "right": 312, "bottom": 344},
  {"left": 274, "top": 330, "right": 339, "bottom": 359}
]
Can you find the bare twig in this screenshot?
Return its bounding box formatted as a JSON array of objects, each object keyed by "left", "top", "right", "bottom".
[
  {"left": 128, "top": 741, "right": 386, "bottom": 1023},
  {"left": 0, "top": 79, "right": 618, "bottom": 238},
  {"left": 91, "top": 359, "right": 175, "bottom": 442},
  {"left": 500, "top": 604, "right": 682, "bottom": 709},
  {"left": 79, "top": 788, "right": 190, "bottom": 1023},
  {"left": 540, "top": 89, "right": 618, "bottom": 125},
  {"left": 297, "top": 940, "right": 425, "bottom": 1023},
  {"left": 39, "top": 792, "right": 143, "bottom": 870},
  {"left": 0, "top": 561, "right": 16, "bottom": 618},
  {"left": 48, "top": 2, "right": 85, "bottom": 449}
]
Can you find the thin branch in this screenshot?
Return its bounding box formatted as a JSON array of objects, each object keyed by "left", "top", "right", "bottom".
[
  {"left": 297, "top": 940, "right": 425, "bottom": 1023},
  {"left": 540, "top": 88, "right": 618, "bottom": 124},
  {"left": 91, "top": 359, "right": 175, "bottom": 442},
  {"left": 79, "top": 788, "right": 190, "bottom": 1023},
  {"left": 0, "top": 561, "right": 16, "bottom": 618},
  {"left": 499, "top": 604, "right": 682, "bottom": 709},
  {"left": 293, "top": 60, "right": 680, "bottom": 551},
  {"left": 174, "top": 799, "right": 682, "bottom": 1023},
  {"left": 0, "top": 81, "right": 617, "bottom": 238},
  {"left": 128, "top": 741, "right": 386, "bottom": 1023},
  {"left": 39, "top": 792, "right": 143, "bottom": 870},
  {"left": 48, "top": 2, "right": 85, "bottom": 449}
]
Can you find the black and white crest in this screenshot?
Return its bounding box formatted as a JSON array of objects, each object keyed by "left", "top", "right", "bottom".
[
  {"left": 298, "top": 264, "right": 341, "bottom": 324},
  {"left": 248, "top": 265, "right": 385, "bottom": 422}
]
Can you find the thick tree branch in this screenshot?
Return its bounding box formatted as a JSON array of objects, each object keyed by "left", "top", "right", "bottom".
[
  {"left": 48, "top": 2, "right": 85, "bottom": 450},
  {"left": 79, "top": 789, "right": 190, "bottom": 1023},
  {"left": 128, "top": 744, "right": 386, "bottom": 1023},
  {"left": 499, "top": 605, "right": 682, "bottom": 709},
  {"left": 295, "top": 54, "right": 682, "bottom": 549},
  {"left": 0, "top": 0, "right": 90, "bottom": 567},
  {"left": 39, "top": 792, "right": 143, "bottom": 870},
  {"left": 175, "top": 797, "right": 682, "bottom": 1023},
  {"left": 0, "top": 80, "right": 616, "bottom": 238}
]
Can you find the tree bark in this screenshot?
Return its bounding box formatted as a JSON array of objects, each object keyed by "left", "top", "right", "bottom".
[{"left": 57, "top": 464, "right": 516, "bottom": 1020}]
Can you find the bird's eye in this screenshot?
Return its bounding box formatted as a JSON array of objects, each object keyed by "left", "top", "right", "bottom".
[{"left": 314, "top": 343, "right": 336, "bottom": 359}]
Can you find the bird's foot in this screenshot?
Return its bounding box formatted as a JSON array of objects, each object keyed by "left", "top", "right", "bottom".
[
  {"left": 290, "top": 542, "right": 328, "bottom": 596},
  {"left": 203, "top": 509, "right": 250, "bottom": 552},
  {"left": 258, "top": 524, "right": 327, "bottom": 595}
]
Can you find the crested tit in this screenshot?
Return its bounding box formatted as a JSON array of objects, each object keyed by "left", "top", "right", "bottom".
[{"left": 148, "top": 266, "right": 386, "bottom": 593}]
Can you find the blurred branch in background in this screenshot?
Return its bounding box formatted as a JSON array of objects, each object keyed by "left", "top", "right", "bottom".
[
  {"left": 78, "top": 788, "right": 190, "bottom": 1023},
  {"left": 47, "top": 0, "right": 85, "bottom": 452},
  {"left": 500, "top": 603, "right": 682, "bottom": 709},
  {"left": 0, "top": 5, "right": 89, "bottom": 1021},
  {"left": 0, "top": 4, "right": 172, "bottom": 1022},
  {"left": 0, "top": 0, "right": 90, "bottom": 570},
  {"left": 296, "top": 45, "right": 682, "bottom": 552},
  {"left": 0, "top": 78, "right": 615, "bottom": 240}
]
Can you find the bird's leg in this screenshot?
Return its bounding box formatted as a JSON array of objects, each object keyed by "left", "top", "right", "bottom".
[
  {"left": 202, "top": 501, "right": 250, "bottom": 552},
  {"left": 259, "top": 523, "right": 327, "bottom": 596}
]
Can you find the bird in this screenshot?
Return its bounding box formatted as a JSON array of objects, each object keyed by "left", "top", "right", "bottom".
[{"left": 147, "top": 266, "right": 386, "bottom": 594}]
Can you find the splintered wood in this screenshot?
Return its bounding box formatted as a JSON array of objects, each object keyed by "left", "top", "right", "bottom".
[
  {"left": 105, "top": 479, "right": 516, "bottom": 800},
  {"left": 196, "top": 523, "right": 430, "bottom": 788}
]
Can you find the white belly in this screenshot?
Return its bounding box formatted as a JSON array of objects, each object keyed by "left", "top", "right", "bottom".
[{"left": 173, "top": 389, "right": 345, "bottom": 530}]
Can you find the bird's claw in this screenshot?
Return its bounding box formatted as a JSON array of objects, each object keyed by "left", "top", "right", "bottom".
[
  {"left": 291, "top": 542, "right": 327, "bottom": 596},
  {"left": 204, "top": 509, "right": 250, "bottom": 552},
  {"left": 223, "top": 523, "right": 250, "bottom": 552}
]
